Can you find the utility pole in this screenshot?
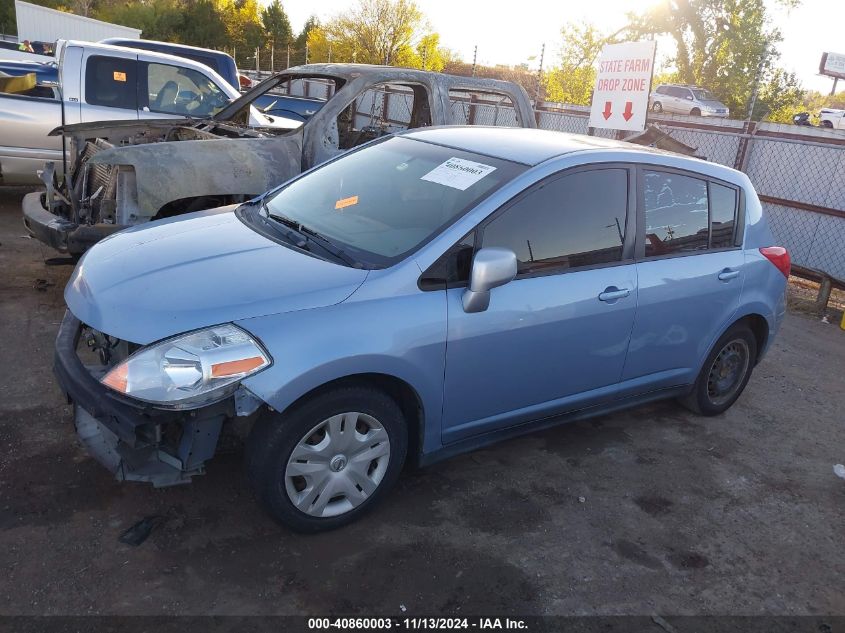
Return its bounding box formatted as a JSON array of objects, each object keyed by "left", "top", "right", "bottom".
[
  {"left": 270, "top": 44, "right": 274, "bottom": 72},
  {"left": 535, "top": 42, "right": 545, "bottom": 105},
  {"left": 286, "top": 44, "right": 290, "bottom": 69},
  {"left": 747, "top": 46, "right": 772, "bottom": 121},
  {"left": 328, "top": 42, "right": 332, "bottom": 63},
  {"left": 255, "top": 47, "right": 260, "bottom": 73},
  {"left": 471, "top": 45, "right": 477, "bottom": 77},
  {"left": 305, "top": 41, "right": 309, "bottom": 64}
]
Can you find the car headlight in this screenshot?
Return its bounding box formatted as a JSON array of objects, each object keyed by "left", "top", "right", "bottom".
[{"left": 101, "top": 324, "right": 271, "bottom": 408}]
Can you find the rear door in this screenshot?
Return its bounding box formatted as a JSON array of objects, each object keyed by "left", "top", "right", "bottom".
[
  {"left": 79, "top": 51, "right": 140, "bottom": 122},
  {"left": 441, "top": 166, "right": 639, "bottom": 443},
  {"left": 622, "top": 167, "right": 744, "bottom": 390}
]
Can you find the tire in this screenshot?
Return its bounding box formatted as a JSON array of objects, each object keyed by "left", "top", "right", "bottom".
[
  {"left": 246, "top": 385, "right": 408, "bottom": 532},
  {"left": 822, "top": 120, "right": 834, "bottom": 129},
  {"left": 652, "top": 102, "right": 663, "bottom": 113},
  {"left": 679, "top": 323, "right": 758, "bottom": 416},
  {"left": 690, "top": 107, "right": 701, "bottom": 116}
]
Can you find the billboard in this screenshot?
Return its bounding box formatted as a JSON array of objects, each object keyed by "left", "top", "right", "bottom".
[{"left": 819, "top": 52, "right": 845, "bottom": 80}]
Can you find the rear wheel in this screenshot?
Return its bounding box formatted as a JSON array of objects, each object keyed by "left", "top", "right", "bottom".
[
  {"left": 680, "top": 323, "right": 757, "bottom": 416},
  {"left": 690, "top": 107, "right": 702, "bottom": 116},
  {"left": 246, "top": 385, "right": 408, "bottom": 532},
  {"left": 652, "top": 101, "right": 663, "bottom": 113}
]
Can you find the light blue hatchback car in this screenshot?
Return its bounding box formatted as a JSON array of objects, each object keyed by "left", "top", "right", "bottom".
[{"left": 56, "top": 127, "right": 790, "bottom": 531}]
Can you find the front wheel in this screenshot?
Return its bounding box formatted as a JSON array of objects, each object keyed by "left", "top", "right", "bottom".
[
  {"left": 246, "top": 385, "right": 408, "bottom": 532},
  {"left": 680, "top": 323, "right": 758, "bottom": 416},
  {"left": 690, "top": 107, "right": 702, "bottom": 116},
  {"left": 652, "top": 101, "right": 663, "bottom": 113}
]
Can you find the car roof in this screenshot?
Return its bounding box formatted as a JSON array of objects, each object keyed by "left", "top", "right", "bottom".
[
  {"left": 100, "top": 38, "right": 226, "bottom": 59},
  {"left": 401, "top": 126, "right": 673, "bottom": 166}
]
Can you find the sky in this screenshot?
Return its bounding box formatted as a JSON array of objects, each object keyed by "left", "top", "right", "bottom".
[{"left": 275, "top": 0, "right": 845, "bottom": 94}]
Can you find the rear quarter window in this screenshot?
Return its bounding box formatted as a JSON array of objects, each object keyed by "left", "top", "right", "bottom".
[{"left": 85, "top": 55, "right": 138, "bottom": 109}]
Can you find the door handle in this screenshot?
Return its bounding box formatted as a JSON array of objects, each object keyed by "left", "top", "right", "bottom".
[
  {"left": 598, "top": 287, "right": 630, "bottom": 302},
  {"left": 718, "top": 269, "right": 740, "bottom": 281}
]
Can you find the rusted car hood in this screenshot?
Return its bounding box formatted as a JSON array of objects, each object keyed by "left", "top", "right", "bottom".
[{"left": 65, "top": 207, "right": 368, "bottom": 345}]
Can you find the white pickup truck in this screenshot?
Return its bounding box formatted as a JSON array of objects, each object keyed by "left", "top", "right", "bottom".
[
  {"left": 819, "top": 108, "right": 845, "bottom": 130},
  {"left": 0, "top": 40, "right": 296, "bottom": 185}
]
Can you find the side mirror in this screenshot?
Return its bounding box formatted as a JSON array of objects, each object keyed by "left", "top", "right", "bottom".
[{"left": 462, "top": 247, "right": 518, "bottom": 313}]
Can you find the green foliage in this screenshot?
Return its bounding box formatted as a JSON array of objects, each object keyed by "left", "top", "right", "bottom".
[
  {"left": 306, "top": 0, "right": 452, "bottom": 71},
  {"left": 627, "top": 0, "right": 804, "bottom": 119},
  {"left": 543, "top": 22, "right": 615, "bottom": 105},
  {"left": 1, "top": 0, "right": 17, "bottom": 35},
  {"left": 262, "top": 0, "right": 292, "bottom": 46},
  {"left": 320, "top": 0, "right": 422, "bottom": 66}
]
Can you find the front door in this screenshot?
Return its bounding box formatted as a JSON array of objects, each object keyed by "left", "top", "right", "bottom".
[{"left": 442, "top": 166, "right": 638, "bottom": 443}]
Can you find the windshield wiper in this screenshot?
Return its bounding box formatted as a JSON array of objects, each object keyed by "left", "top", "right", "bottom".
[{"left": 263, "top": 207, "right": 361, "bottom": 268}]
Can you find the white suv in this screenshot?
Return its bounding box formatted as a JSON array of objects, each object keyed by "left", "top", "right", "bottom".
[{"left": 650, "top": 84, "right": 730, "bottom": 118}]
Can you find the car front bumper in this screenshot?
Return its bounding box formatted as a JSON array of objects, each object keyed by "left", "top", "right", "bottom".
[
  {"left": 54, "top": 311, "right": 229, "bottom": 487},
  {"left": 22, "top": 191, "right": 124, "bottom": 255}
]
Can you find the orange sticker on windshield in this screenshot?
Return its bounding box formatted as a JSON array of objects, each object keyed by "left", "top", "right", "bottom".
[
  {"left": 335, "top": 195, "right": 359, "bottom": 210},
  {"left": 113, "top": 71, "right": 127, "bottom": 82}
]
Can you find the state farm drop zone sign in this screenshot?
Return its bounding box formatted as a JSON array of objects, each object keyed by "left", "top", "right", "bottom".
[{"left": 588, "top": 40, "right": 657, "bottom": 133}]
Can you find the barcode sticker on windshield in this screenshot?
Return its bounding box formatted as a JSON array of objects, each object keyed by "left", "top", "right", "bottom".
[
  {"left": 335, "top": 195, "right": 358, "bottom": 210},
  {"left": 421, "top": 157, "right": 496, "bottom": 191}
]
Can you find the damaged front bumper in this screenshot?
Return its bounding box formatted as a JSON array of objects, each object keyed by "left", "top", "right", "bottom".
[
  {"left": 22, "top": 191, "right": 123, "bottom": 255},
  {"left": 54, "top": 311, "right": 253, "bottom": 487}
]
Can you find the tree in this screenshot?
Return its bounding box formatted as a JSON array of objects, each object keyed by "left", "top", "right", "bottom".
[
  {"left": 1, "top": 0, "right": 17, "bottom": 35},
  {"left": 755, "top": 68, "right": 805, "bottom": 122},
  {"left": 627, "top": 0, "right": 795, "bottom": 117},
  {"left": 262, "top": 0, "right": 291, "bottom": 47},
  {"left": 296, "top": 15, "right": 318, "bottom": 51},
  {"left": 220, "top": 0, "right": 264, "bottom": 58},
  {"left": 543, "top": 22, "right": 614, "bottom": 105},
  {"left": 323, "top": 0, "right": 422, "bottom": 65}
]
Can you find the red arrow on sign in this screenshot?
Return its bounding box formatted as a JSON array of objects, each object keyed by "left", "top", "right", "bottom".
[
  {"left": 622, "top": 101, "right": 634, "bottom": 121},
  {"left": 602, "top": 101, "right": 612, "bottom": 120}
]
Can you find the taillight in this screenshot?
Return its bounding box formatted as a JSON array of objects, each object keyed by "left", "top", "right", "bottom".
[{"left": 759, "top": 246, "right": 790, "bottom": 278}]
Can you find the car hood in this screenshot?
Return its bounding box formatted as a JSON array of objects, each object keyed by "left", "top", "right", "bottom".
[
  {"left": 65, "top": 207, "right": 368, "bottom": 345},
  {"left": 701, "top": 100, "right": 727, "bottom": 109}
]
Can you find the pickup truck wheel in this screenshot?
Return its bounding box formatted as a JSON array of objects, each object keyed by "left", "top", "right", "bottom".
[
  {"left": 246, "top": 386, "right": 408, "bottom": 532},
  {"left": 679, "top": 323, "right": 757, "bottom": 416}
]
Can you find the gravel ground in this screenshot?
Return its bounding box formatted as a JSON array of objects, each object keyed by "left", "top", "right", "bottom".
[{"left": 1, "top": 186, "right": 844, "bottom": 617}]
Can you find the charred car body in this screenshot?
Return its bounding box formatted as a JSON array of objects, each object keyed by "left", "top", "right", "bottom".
[{"left": 22, "top": 63, "right": 535, "bottom": 255}]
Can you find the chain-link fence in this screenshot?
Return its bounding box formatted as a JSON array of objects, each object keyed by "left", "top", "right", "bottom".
[{"left": 533, "top": 107, "right": 845, "bottom": 282}]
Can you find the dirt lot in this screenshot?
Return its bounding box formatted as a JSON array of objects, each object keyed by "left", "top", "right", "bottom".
[{"left": 1, "top": 186, "right": 844, "bottom": 617}]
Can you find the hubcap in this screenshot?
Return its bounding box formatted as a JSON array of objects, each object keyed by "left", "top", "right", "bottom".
[
  {"left": 285, "top": 412, "right": 391, "bottom": 518},
  {"left": 706, "top": 339, "right": 750, "bottom": 406}
]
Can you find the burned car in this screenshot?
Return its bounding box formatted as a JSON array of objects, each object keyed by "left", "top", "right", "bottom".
[{"left": 22, "top": 63, "right": 535, "bottom": 255}]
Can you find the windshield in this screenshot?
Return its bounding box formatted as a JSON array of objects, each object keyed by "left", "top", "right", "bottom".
[
  {"left": 261, "top": 136, "right": 526, "bottom": 267},
  {"left": 692, "top": 89, "right": 717, "bottom": 101}
]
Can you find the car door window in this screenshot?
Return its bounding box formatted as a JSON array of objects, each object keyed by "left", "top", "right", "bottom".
[
  {"left": 334, "top": 83, "right": 431, "bottom": 151},
  {"left": 85, "top": 55, "right": 138, "bottom": 110},
  {"left": 448, "top": 88, "right": 521, "bottom": 126},
  {"left": 481, "top": 168, "right": 629, "bottom": 274},
  {"left": 643, "top": 171, "right": 709, "bottom": 256},
  {"left": 144, "top": 62, "right": 229, "bottom": 117}
]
